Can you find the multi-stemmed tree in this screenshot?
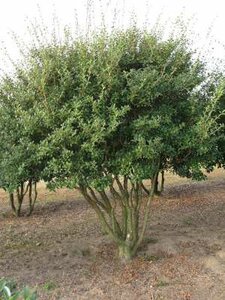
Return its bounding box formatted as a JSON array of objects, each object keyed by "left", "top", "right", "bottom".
[
  {"left": 0, "top": 73, "right": 45, "bottom": 216},
  {"left": 35, "top": 29, "right": 222, "bottom": 259},
  {"left": 0, "top": 27, "right": 223, "bottom": 258}
]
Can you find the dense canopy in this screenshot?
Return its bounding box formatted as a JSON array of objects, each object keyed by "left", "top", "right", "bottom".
[{"left": 0, "top": 27, "right": 224, "bottom": 259}]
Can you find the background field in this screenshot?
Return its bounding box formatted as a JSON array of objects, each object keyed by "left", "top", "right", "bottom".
[{"left": 1, "top": 169, "right": 225, "bottom": 299}]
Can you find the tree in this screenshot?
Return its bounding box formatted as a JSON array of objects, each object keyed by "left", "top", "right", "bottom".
[
  {"left": 28, "top": 28, "right": 219, "bottom": 260},
  {"left": 173, "top": 72, "right": 225, "bottom": 177},
  {"left": 0, "top": 71, "right": 45, "bottom": 216},
  {"left": 0, "top": 27, "right": 222, "bottom": 258},
  {"left": 206, "top": 74, "right": 225, "bottom": 171}
]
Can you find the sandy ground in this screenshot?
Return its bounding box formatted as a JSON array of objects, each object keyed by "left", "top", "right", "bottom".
[{"left": 1, "top": 170, "right": 225, "bottom": 299}]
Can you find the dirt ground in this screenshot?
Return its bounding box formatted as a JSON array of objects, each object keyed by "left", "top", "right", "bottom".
[{"left": 1, "top": 169, "right": 225, "bottom": 300}]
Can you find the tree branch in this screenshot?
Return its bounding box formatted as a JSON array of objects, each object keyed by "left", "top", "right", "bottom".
[
  {"left": 132, "top": 168, "right": 159, "bottom": 254},
  {"left": 79, "top": 185, "right": 123, "bottom": 244}
]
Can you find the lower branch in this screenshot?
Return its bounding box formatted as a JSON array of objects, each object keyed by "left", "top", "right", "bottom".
[
  {"left": 9, "top": 193, "right": 16, "bottom": 215},
  {"left": 79, "top": 186, "right": 123, "bottom": 244},
  {"left": 160, "top": 171, "right": 165, "bottom": 193},
  {"left": 141, "top": 182, "right": 150, "bottom": 195}
]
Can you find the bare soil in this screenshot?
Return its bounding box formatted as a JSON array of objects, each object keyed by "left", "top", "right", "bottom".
[{"left": 1, "top": 169, "right": 225, "bottom": 299}]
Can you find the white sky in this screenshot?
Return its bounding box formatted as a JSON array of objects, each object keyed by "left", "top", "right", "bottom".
[{"left": 0, "top": 0, "right": 225, "bottom": 72}]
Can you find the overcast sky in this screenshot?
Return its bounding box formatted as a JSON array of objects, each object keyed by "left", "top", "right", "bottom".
[{"left": 0, "top": 0, "right": 225, "bottom": 72}]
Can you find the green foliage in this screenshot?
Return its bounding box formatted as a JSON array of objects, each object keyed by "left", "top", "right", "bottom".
[
  {"left": 0, "top": 62, "right": 44, "bottom": 215},
  {"left": 25, "top": 28, "right": 214, "bottom": 189},
  {"left": 0, "top": 279, "right": 37, "bottom": 300},
  {"left": 209, "top": 77, "right": 225, "bottom": 169},
  {"left": 42, "top": 281, "right": 57, "bottom": 291}
]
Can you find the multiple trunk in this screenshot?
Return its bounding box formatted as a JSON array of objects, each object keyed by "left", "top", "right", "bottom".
[
  {"left": 7, "top": 172, "right": 163, "bottom": 259},
  {"left": 9, "top": 180, "right": 38, "bottom": 217},
  {"left": 142, "top": 171, "right": 165, "bottom": 196},
  {"left": 7, "top": 173, "right": 163, "bottom": 258},
  {"left": 79, "top": 172, "right": 158, "bottom": 261}
]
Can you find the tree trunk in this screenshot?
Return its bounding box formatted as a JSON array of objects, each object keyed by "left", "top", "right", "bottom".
[
  {"left": 9, "top": 193, "right": 16, "bottom": 215},
  {"left": 160, "top": 170, "right": 165, "bottom": 193},
  {"left": 16, "top": 202, "right": 22, "bottom": 217},
  {"left": 150, "top": 171, "right": 165, "bottom": 195},
  {"left": 118, "top": 243, "right": 133, "bottom": 261},
  {"left": 151, "top": 172, "right": 160, "bottom": 195},
  {"left": 9, "top": 192, "right": 22, "bottom": 217},
  {"left": 9, "top": 193, "right": 21, "bottom": 217},
  {"left": 8, "top": 182, "right": 31, "bottom": 217},
  {"left": 27, "top": 180, "right": 38, "bottom": 216}
]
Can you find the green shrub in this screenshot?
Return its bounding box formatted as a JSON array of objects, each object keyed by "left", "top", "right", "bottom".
[{"left": 0, "top": 279, "right": 37, "bottom": 300}]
